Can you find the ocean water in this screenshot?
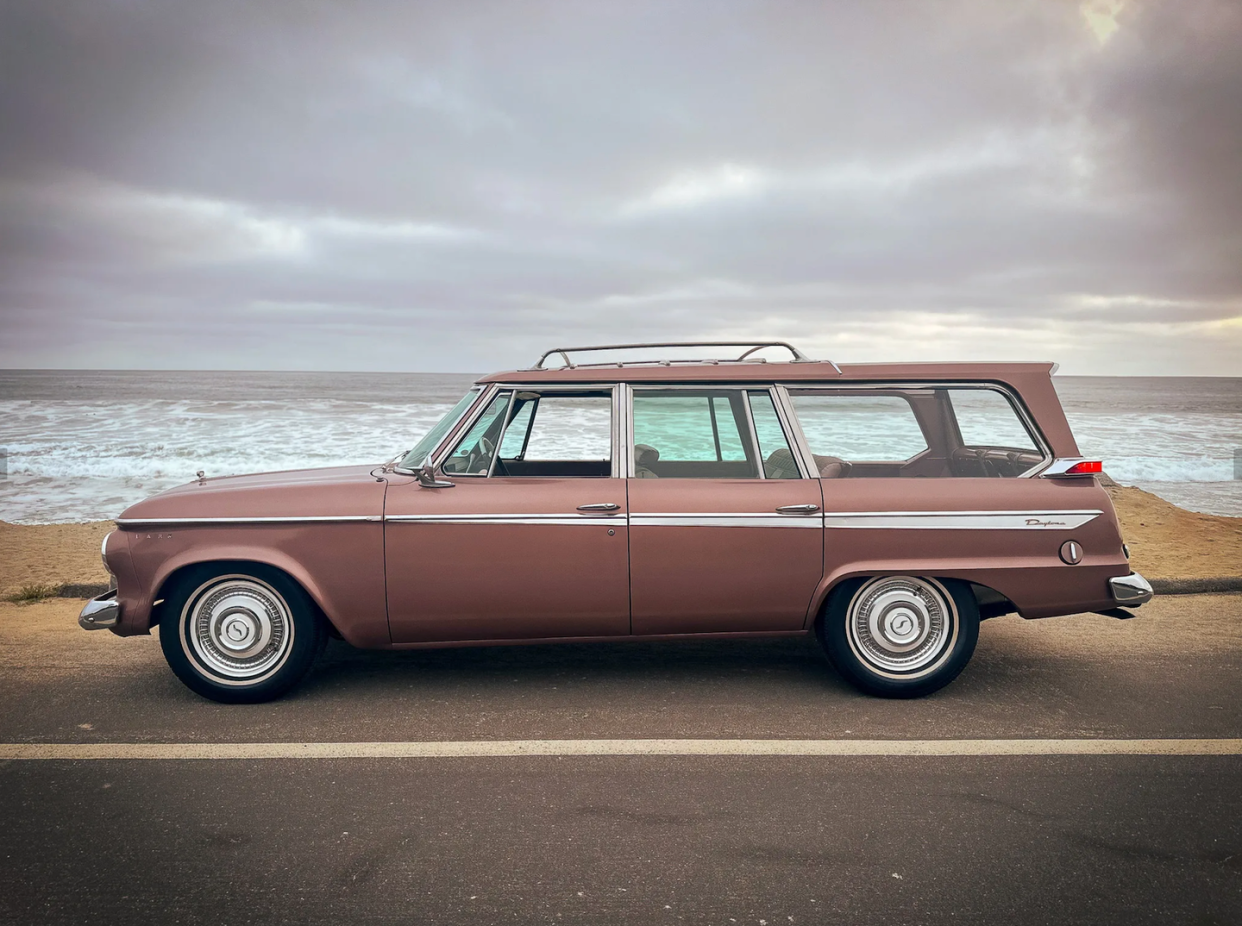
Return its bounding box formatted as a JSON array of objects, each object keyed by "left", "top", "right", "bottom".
[{"left": 0, "top": 371, "right": 1238, "bottom": 522}]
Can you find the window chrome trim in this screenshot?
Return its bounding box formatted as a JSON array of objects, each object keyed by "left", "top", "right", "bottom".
[
  {"left": 624, "top": 383, "right": 636, "bottom": 477},
  {"left": 780, "top": 380, "right": 1053, "bottom": 477}
]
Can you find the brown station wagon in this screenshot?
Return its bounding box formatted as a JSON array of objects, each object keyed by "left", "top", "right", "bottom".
[{"left": 80, "top": 341, "right": 1152, "bottom": 703}]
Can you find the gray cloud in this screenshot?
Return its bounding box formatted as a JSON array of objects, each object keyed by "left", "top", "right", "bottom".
[{"left": 1, "top": 0, "right": 1240, "bottom": 374}]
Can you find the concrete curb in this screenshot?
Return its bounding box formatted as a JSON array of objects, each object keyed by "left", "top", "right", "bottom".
[
  {"left": 57, "top": 583, "right": 110, "bottom": 598},
  {"left": 1150, "top": 577, "right": 1242, "bottom": 595}
]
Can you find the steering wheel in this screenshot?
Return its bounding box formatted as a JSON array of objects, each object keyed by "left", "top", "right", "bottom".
[{"left": 468, "top": 436, "right": 496, "bottom": 474}]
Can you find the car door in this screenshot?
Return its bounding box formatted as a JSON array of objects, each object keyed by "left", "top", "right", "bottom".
[
  {"left": 385, "top": 386, "right": 630, "bottom": 643},
  {"left": 626, "top": 386, "right": 825, "bottom": 635}
]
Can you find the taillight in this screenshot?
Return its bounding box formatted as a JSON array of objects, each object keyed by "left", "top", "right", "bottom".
[{"left": 1041, "top": 458, "right": 1105, "bottom": 478}]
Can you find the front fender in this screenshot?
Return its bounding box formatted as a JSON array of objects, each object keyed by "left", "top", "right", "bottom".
[{"left": 119, "top": 523, "right": 389, "bottom": 647}]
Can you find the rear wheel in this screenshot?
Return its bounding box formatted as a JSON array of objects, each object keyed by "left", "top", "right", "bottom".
[
  {"left": 816, "top": 575, "right": 979, "bottom": 698},
  {"left": 158, "top": 565, "right": 326, "bottom": 703}
]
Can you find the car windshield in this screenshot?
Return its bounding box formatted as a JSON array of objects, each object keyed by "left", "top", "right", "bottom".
[{"left": 398, "top": 387, "right": 481, "bottom": 470}]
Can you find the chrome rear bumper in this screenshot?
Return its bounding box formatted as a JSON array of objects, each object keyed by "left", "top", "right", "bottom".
[
  {"left": 79, "top": 589, "right": 120, "bottom": 630},
  {"left": 1109, "top": 572, "right": 1153, "bottom": 607}
]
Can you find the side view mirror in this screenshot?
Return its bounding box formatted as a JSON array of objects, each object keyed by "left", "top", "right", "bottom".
[{"left": 417, "top": 455, "right": 455, "bottom": 488}]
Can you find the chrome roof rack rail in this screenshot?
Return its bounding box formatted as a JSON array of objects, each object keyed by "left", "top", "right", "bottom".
[{"left": 531, "top": 341, "right": 841, "bottom": 374}]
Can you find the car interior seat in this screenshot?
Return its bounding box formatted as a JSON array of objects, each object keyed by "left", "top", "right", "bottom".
[
  {"left": 634, "top": 444, "right": 660, "bottom": 478},
  {"left": 813, "top": 454, "right": 852, "bottom": 478},
  {"left": 763, "top": 448, "right": 802, "bottom": 479}
]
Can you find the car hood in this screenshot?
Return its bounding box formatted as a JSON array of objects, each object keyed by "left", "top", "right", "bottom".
[{"left": 118, "top": 464, "right": 387, "bottom": 522}]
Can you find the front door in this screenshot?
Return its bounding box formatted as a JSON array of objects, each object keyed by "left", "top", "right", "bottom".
[
  {"left": 385, "top": 387, "right": 629, "bottom": 644},
  {"left": 627, "top": 387, "right": 824, "bottom": 635}
]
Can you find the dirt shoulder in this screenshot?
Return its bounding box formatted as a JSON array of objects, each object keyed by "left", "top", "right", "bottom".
[
  {"left": 0, "top": 485, "right": 1238, "bottom": 598},
  {"left": 1107, "top": 484, "right": 1242, "bottom": 579},
  {"left": 0, "top": 521, "right": 114, "bottom": 597}
]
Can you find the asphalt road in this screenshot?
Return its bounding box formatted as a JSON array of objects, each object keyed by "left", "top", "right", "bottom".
[{"left": 1, "top": 594, "right": 1240, "bottom": 925}]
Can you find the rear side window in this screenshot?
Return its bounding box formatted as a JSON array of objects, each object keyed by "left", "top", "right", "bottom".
[
  {"left": 790, "top": 394, "right": 927, "bottom": 463},
  {"left": 788, "top": 385, "right": 1046, "bottom": 478},
  {"left": 632, "top": 390, "right": 758, "bottom": 478}
]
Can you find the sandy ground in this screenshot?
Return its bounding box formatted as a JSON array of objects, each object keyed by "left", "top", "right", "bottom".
[{"left": 0, "top": 485, "right": 1238, "bottom": 597}]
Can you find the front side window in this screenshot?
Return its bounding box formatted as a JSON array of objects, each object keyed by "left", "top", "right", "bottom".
[
  {"left": 493, "top": 393, "right": 613, "bottom": 477},
  {"left": 444, "top": 390, "right": 614, "bottom": 477},
  {"left": 632, "top": 390, "right": 759, "bottom": 478}
]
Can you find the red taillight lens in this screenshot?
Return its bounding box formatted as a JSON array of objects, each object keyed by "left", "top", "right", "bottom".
[{"left": 1064, "top": 460, "right": 1103, "bottom": 475}]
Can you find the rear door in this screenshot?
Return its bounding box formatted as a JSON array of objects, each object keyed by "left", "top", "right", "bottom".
[{"left": 626, "top": 386, "right": 825, "bottom": 635}]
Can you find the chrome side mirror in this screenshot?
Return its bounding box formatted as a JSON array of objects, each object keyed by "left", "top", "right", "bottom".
[{"left": 417, "top": 455, "right": 455, "bottom": 488}]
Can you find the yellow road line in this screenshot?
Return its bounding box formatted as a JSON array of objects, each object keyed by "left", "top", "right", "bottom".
[{"left": 1, "top": 739, "right": 1241, "bottom": 760}]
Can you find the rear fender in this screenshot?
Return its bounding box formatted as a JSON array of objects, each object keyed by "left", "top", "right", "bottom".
[{"left": 804, "top": 557, "right": 1129, "bottom": 627}]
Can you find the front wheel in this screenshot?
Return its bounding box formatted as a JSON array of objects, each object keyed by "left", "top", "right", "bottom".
[
  {"left": 816, "top": 576, "right": 979, "bottom": 698},
  {"left": 159, "top": 565, "right": 326, "bottom": 703}
]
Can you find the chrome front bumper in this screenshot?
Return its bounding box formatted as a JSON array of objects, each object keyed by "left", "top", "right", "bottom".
[
  {"left": 1109, "top": 572, "right": 1153, "bottom": 607},
  {"left": 79, "top": 589, "right": 121, "bottom": 630}
]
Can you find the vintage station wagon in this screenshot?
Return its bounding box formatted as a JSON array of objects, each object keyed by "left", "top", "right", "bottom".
[{"left": 80, "top": 342, "right": 1152, "bottom": 702}]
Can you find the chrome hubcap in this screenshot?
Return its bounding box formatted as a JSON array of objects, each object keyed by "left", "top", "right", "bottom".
[
  {"left": 187, "top": 578, "right": 292, "bottom": 681},
  {"left": 848, "top": 576, "right": 954, "bottom": 675}
]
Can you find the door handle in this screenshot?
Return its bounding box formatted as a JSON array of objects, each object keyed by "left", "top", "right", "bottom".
[
  {"left": 577, "top": 503, "right": 620, "bottom": 512},
  {"left": 776, "top": 504, "right": 820, "bottom": 514}
]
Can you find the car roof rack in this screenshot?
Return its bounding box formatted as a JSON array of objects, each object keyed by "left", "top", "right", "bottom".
[{"left": 531, "top": 341, "right": 842, "bottom": 374}]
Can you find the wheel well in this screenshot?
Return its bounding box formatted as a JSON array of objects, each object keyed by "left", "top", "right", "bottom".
[
  {"left": 813, "top": 575, "right": 1015, "bottom": 626},
  {"left": 968, "top": 582, "right": 1017, "bottom": 620},
  {"left": 151, "top": 560, "right": 327, "bottom": 629}
]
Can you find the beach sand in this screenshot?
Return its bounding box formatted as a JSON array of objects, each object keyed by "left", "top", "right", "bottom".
[{"left": 1, "top": 486, "right": 1238, "bottom": 599}]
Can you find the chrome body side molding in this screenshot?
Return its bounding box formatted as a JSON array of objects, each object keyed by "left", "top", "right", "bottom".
[
  {"left": 823, "top": 510, "right": 1103, "bottom": 530},
  {"left": 631, "top": 513, "right": 823, "bottom": 529},
  {"left": 387, "top": 513, "right": 619, "bottom": 526},
  {"left": 117, "top": 516, "right": 382, "bottom": 526}
]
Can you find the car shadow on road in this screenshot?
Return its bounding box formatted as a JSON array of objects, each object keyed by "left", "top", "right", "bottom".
[{"left": 299, "top": 632, "right": 856, "bottom": 698}]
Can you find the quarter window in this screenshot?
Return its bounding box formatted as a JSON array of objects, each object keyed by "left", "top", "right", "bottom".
[
  {"left": 948, "top": 389, "right": 1038, "bottom": 453},
  {"left": 442, "top": 391, "right": 512, "bottom": 475}
]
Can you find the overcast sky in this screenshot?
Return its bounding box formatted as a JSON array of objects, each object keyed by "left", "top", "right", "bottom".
[{"left": 1, "top": 0, "right": 1240, "bottom": 375}]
